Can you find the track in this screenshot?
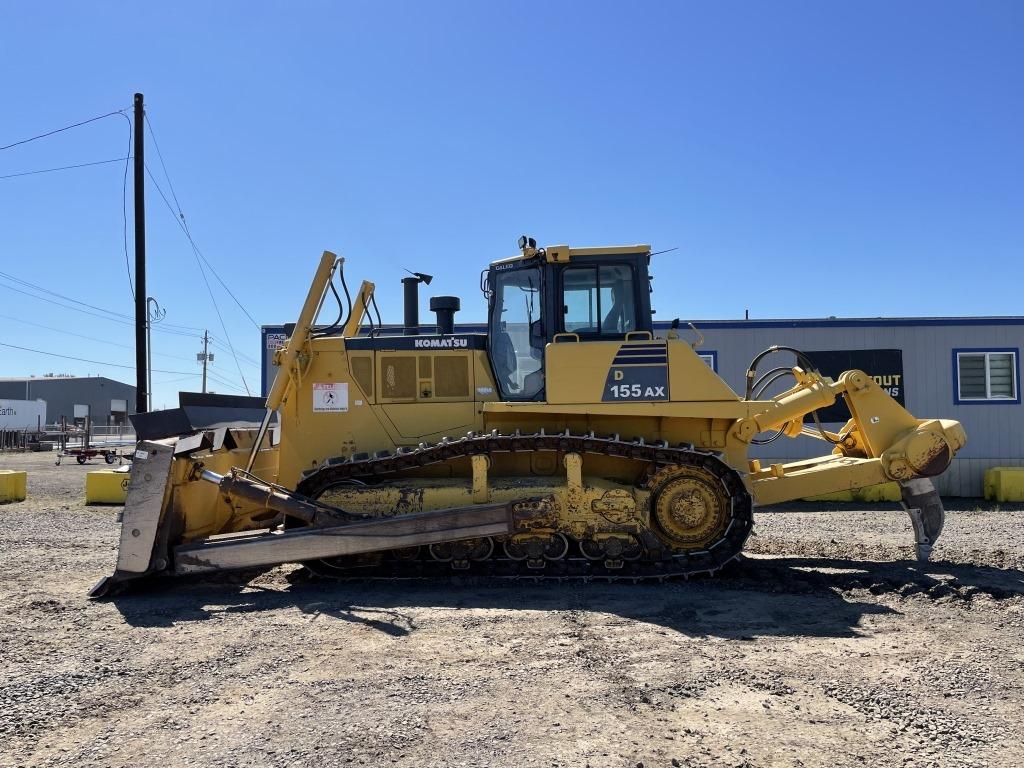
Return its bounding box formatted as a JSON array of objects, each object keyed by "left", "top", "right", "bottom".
[{"left": 295, "top": 431, "right": 755, "bottom": 582}]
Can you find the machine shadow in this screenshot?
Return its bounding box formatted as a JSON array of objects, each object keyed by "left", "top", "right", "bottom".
[
  {"left": 740, "top": 555, "right": 1024, "bottom": 601},
  {"left": 108, "top": 555, "right": 991, "bottom": 639}
]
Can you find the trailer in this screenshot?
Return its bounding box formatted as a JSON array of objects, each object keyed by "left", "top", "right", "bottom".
[{"left": 56, "top": 447, "right": 125, "bottom": 466}]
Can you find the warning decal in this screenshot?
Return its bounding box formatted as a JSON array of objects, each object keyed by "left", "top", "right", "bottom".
[{"left": 313, "top": 382, "right": 348, "bottom": 413}]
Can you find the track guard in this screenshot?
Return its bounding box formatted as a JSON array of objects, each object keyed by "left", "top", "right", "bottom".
[{"left": 899, "top": 478, "right": 946, "bottom": 562}]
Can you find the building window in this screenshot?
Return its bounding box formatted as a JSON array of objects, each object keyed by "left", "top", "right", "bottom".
[
  {"left": 954, "top": 349, "right": 1019, "bottom": 404},
  {"left": 698, "top": 351, "right": 718, "bottom": 372}
]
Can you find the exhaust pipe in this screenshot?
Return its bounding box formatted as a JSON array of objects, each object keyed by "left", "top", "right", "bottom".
[
  {"left": 402, "top": 272, "right": 433, "bottom": 336},
  {"left": 430, "top": 296, "right": 460, "bottom": 334}
]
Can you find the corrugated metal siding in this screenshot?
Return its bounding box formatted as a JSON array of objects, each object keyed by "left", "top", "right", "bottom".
[
  {"left": 260, "top": 319, "right": 1023, "bottom": 497},
  {"left": 689, "top": 321, "right": 1024, "bottom": 497},
  {"left": 0, "top": 378, "right": 137, "bottom": 424}
]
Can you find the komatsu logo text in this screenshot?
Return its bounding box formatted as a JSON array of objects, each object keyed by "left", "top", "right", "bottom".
[{"left": 413, "top": 337, "right": 470, "bottom": 349}]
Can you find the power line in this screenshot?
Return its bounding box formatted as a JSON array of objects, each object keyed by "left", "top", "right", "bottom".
[
  {"left": 0, "top": 312, "right": 196, "bottom": 363},
  {"left": 0, "top": 157, "right": 128, "bottom": 180},
  {"left": 152, "top": 373, "right": 199, "bottom": 385},
  {"left": 0, "top": 281, "right": 198, "bottom": 338},
  {"left": 120, "top": 112, "right": 133, "bottom": 300},
  {"left": 205, "top": 370, "right": 247, "bottom": 394},
  {"left": 0, "top": 109, "right": 128, "bottom": 152},
  {"left": 143, "top": 116, "right": 260, "bottom": 330},
  {"left": 144, "top": 113, "right": 185, "bottom": 220},
  {"left": 0, "top": 340, "right": 194, "bottom": 375},
  {"left": 0, "top": 268, "right": 204, "bottom": 332},
  {"left": 144, "top": 164, "right": 251, "bottom": 394},
  {"left": 0, "top": 268, "right": 133, "bottom": 320},
  {"left": 209, "top": 336, "right": 261, "bottom": 367}
]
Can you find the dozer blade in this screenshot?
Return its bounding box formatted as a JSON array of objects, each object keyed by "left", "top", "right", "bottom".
[
  {"left": 89, "top": 439, "right": 177, "bottom": 598},
  {"left": 89, "top": 444, "right": 548, "bottom": 597},
  {"left": 899, "top": 478, "right": 946, "bottom": 562}
]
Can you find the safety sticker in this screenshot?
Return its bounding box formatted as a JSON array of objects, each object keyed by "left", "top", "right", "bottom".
[{"left": 313, "top": 382, "right": 348, "bottom": 413}]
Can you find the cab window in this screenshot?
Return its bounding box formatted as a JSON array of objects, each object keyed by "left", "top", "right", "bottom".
[{"left": 562, "top": 264, "right": 636, "bottom": 335}]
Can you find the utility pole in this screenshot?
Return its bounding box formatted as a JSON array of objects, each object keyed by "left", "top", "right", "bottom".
[
  {"left": 133, "top": 92, "right": 148, "bottom": 413},
  {"left": 146, "top": 297, "right": 165, "bottom": 411},
  {"left": 197, "top": 330, "right": 214, "bottom": 393}
]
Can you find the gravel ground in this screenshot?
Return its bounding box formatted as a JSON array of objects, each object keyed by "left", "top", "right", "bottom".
[{"left": 1, "top": 451, "right": 1022, "bottom": 768}]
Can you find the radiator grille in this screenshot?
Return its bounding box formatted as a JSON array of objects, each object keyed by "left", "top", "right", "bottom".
[
  {"left": 381, "top": 356, "right": 417, "bottom": 399},
  {"left": 350, "top": 356, "right": 373, "bottom": 396},
  {"left": 434, "top": 356, "right": 470, "bottom": 398}
]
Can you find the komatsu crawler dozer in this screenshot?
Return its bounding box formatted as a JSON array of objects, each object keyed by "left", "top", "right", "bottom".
[{"left": 91, "top": 239, "right": 966, "bottom": 596}]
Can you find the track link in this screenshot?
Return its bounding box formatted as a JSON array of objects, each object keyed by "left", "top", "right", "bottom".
[{"left": 295, "top": 431, "right": 754, "bottom": 582}]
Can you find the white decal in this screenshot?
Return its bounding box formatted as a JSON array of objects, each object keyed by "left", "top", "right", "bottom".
[
  {"left": 476, "top": 386, "right": 494, "bottom": 395},
  {"left": 134, "top": 449, "right": 149, "bottom": 460},
  {"left": 413, "top": 337, "right": 469, "bottom": 349},
  {"left": 313, "top": 382, "right": 348, "bottom": 413},
  {"left": 266, "top": 333, "right": 287, "bottom": 350}
]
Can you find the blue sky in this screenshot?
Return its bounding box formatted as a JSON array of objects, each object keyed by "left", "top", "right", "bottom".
[{"left": 1, "top": 2, "right": 1021, "bottom": 408}]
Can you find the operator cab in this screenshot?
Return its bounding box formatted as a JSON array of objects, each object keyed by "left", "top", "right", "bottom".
[{"left": 484, "top": 237, "right": 654, "bottom": 401}]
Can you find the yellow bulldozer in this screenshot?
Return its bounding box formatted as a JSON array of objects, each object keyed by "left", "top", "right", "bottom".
[{"left": 91, "top": 239, "right": 966, "bottom": 596}]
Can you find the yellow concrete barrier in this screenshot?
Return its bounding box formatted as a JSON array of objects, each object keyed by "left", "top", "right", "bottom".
[
  {"left": 85, "top": 470, "right": 131, "bottom": 504},
  {"left": 0, "top": 470, "right": 27, "bottom": 503},
  {"left": 806, "top": 482, "right": 902, "bottom": 503},
  {"left": 984, "top": 467, "right": 1024, "bottom": 502}
]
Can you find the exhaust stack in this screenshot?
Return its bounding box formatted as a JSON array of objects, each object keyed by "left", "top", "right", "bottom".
[
  {"left": 430, "top": 296, "right": 460, "bottom": 334},
  {"left": 402, "top": 272, "right": 433, "bottom": 335}
]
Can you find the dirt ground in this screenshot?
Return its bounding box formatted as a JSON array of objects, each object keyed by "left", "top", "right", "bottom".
[{"left": 0, "top": 452, "right": 1022, "bottom": 768}]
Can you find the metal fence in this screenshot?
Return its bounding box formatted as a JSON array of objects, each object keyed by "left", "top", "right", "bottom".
[{"left": 0, "top": 423, "right": 137, "bottom": 452}]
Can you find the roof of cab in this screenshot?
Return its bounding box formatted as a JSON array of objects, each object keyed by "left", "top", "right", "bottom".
[{"left": 489, "top": 243, "right": 651, "bottom": 268}]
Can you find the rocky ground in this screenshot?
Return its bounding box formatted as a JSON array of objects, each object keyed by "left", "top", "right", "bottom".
[{"left": 0, "top": 451, "right": 1021, "bottom": 768}]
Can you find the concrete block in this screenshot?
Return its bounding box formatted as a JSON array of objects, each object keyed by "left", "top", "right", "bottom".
[
  {"left": 805, "top": 489, "right": 855, "bottom": 502},
  {"left": 85, "top": 470, "right": 131, "bottom": 505},
  {"left": 0, "top": 470, "right": 27, "bottom": 503},
  {"left": 856, "top": 482, "right": 903, "bottom": 503},
  {"left": 984, "top": 467, "right": 1024, "bottom": 502}
]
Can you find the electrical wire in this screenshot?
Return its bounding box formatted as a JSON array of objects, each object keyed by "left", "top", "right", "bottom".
[
  {"left": 151, "top": 373, "right": 199, "bottom": 385},
  {"left": 119, "top": 112, "right": 133, "bottom": 300},
  {"left": 0, "top": 109, "right": 128, "bottom": 152},
  {"left": 0, "top": 268, "right": 200, "bottom": 331},
  {"left": 0, "top": 312, "right": 196, "bottom": 363},
  {"left": 0, "top": 280, "right": 199, "bottom": 338},
  {"left": 0, "top": 341, "right": 194, "bottom": 375},
  {"left": 143, "top": 115, "right": 260, "bottom": 330},
  {"left": 204, "top": 369, "right": 247, "bottom": 394},
  {"left": 143, "top": 166, "right": 251, "bottom": 394},
  {"left": 144, "top": 165, "right": 251, "bottom": 394},
  {"left": 0, "top": 157, "right": 128, "bottom": 180},
  {"left": 208, "top": 338, "right": 262, "bottom": 368}
]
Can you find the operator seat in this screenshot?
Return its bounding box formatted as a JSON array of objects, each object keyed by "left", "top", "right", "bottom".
[
  {"left": 491, "top": 328, "right": 518, "bottom": 393},
  {"left": 603, "top": 282, "right": 629, "bottom": 333}
]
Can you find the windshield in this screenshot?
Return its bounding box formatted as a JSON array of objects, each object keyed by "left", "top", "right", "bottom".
[{"left": 489, "top": 266, "right": 544, "bottom": 399}]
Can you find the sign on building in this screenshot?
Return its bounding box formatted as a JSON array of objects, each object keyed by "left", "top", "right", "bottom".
[
  {"left": 0, "top": 399, "right": 47, "bottom": 430},
  {"left": 804, "top": 349, "right": 906, "bottom": 423}
]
